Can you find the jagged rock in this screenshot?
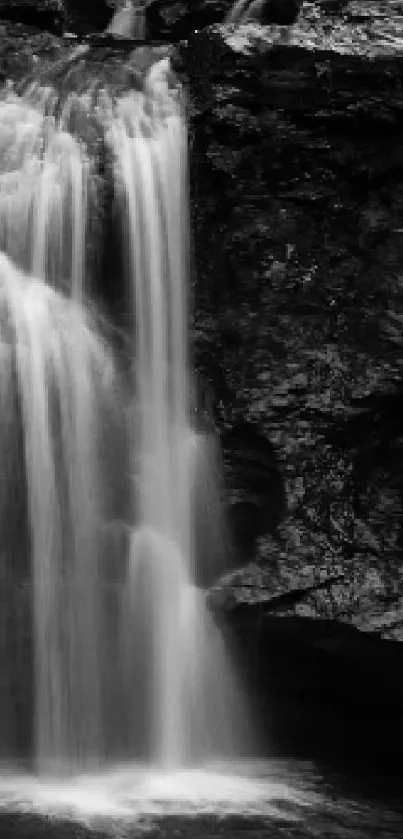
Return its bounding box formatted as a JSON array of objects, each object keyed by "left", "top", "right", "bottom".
[
  {"left": 0, "top": 21, "right": 62, "bottom": 82},
  {"left": 180, "top": 1, "right": 403, "bottom": 630}
]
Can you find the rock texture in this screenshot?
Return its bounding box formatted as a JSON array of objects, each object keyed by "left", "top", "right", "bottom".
[
  {"left": 0, "top": 22, "right": 62, "bottom": 83},
  {"left": 145, "top": 0, "right": 302, "bottom": 41},
  {"left": 177, "top": 1, "right": 403, "bottom": 638},
  {"left": 227, "top": 0, "right": 303, "bottom": 27},
  {"left": 0, "top": 0, "right": 65, "bottom": 33},
  {"left": 146, "top": 1, "right": 230, "bottom": 41}
]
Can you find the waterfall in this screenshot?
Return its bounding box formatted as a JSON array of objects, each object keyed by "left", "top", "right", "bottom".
[
  {"left": 0, "top": 251, "right": 120, "bottom": 773},
  {"left": 106, "top": 1, "right": 148, "bottom": 40},
  {"left": 0, "top": 89, "right": 93, "bottom": 299},
  {"left": 225, "top": 0, "right": 253, "bottom": 25},
  {"left": 0, "top": 54, "right": 252, "bottom": 774}
]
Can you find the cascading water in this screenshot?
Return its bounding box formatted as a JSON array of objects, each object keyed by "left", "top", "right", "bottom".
[
  {"left": 225, "top": 0, "right": 254, "bottom": 25},
  {"left": 0, "top": 50, "right": 252, "bottom": 776},
  {"left": 104, "top": 66, "right": 248, "bottom": 765},
  {"left": 0, "top": 251, "right": 120, "bottom": 773},
  {"left": 0, "top": 88, "right": 93, "bottom": 299}
]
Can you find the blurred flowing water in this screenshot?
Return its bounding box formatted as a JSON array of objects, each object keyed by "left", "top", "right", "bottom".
[{"left": 0, "top": 47, "right": 252, "bottom": 777}]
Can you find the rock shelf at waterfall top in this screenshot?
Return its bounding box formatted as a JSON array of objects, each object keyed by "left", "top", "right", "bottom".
[
  {"left": 0, "top": 1, "right": 402, "bottom": 75},
  {"left": 223, "top": 1, "right": 403, "bottom": 57}
]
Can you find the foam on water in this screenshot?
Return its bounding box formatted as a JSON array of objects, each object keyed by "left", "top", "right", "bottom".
[{"left": 0, "top": 761, "right": 316, "bottom": 825}]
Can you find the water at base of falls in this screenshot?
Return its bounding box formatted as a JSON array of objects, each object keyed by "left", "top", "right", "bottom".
[
  {"left": 0, "top": 52, "right": 254, "bottom": 775},
  {"left": 0, "top": 760, "right": 316, "bottom": 826}
]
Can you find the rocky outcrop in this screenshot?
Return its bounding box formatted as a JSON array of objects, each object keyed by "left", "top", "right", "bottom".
[
  {"left": 178, "top": 1, "right": 403, "bottom": 634},
  {"left": 0, "top": 0, "right": 306, "bottom": 38},
  {"left": 0, "top": 21, "right": 62, "bottom": 83},
  {"left": 145, "top": 0, "right": 303, "bottom": 42},
  {"left": 222, "top": 421, "right": 286, "bottom": 562}
]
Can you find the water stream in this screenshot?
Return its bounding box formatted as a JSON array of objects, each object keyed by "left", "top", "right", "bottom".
[{"left": 0, "top": 50, "right": 251, "bottom": 777}]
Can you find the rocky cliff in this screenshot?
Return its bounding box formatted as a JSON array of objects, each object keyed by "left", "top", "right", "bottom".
[{"left": 178, "top": 2, "right": 403, "bottom": 642}]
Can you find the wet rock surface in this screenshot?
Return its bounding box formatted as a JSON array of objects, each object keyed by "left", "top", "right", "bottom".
[{"left": 175, "top": 2, "right": 403, "bottom": 641}]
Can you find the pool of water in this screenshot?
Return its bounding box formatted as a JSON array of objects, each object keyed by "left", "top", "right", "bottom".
[{"left": 0, "top": 759, "right": 401, "bottom": 838}]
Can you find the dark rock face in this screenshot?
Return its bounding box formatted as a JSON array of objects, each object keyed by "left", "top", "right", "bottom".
[
  {"left": 0, "top": 21, "right": 62, "bottom": 83},
  {"left": 146, "top": 0, "right": 231, "bottom": 40},
  {"left": 180, "top": 1, "right": 403, "bottom": 635},
  {"left": 0, "top": 0, "right": 117, "bottom": 34},
  {"left": 0, "top": 0, "right": 65, "bottom": 33},
  {"left": 222, "top": 421, "right": 286, "bottom": 562},
  {"left": 66, "top": 0, "right": 114, "bottom": 34},
  {"left": 145, "top": 0, "right": 303, "bottom": 41}
]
